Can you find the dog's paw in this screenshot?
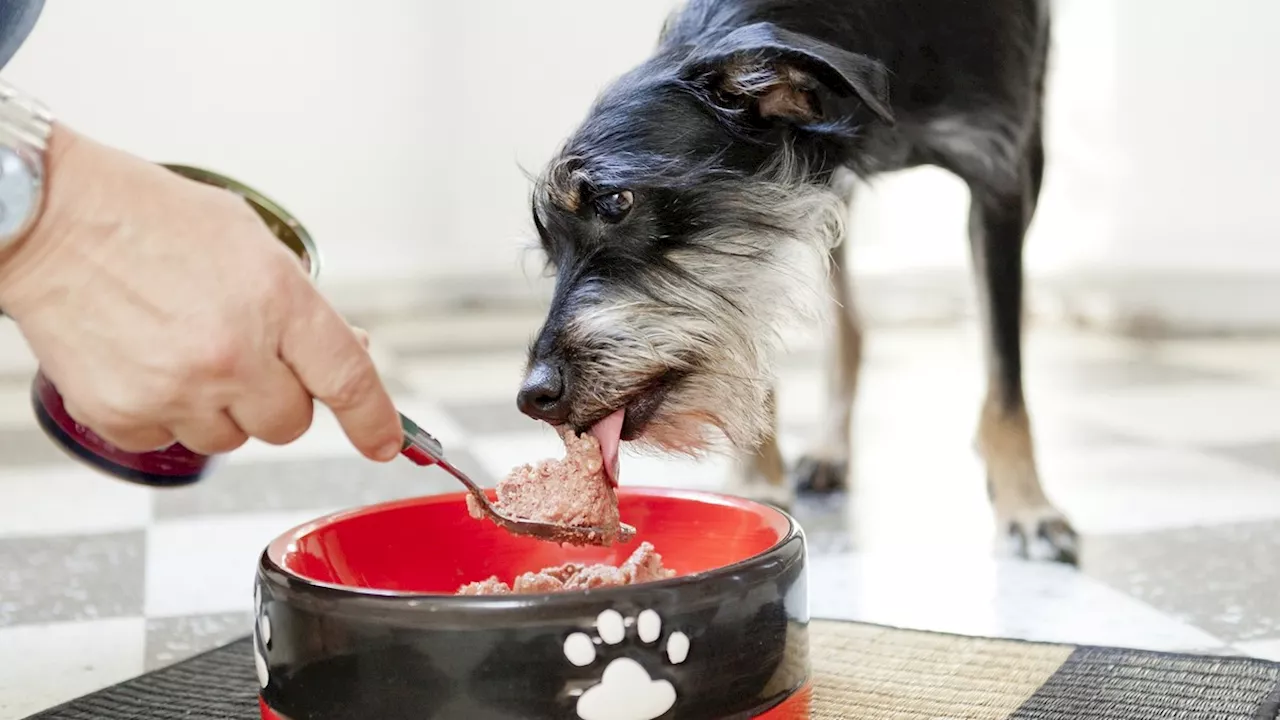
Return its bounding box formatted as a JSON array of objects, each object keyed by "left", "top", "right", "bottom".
[
  {"left": 564, "top": 608, "right": 689, "bottom": 720},
  {"left": 791, "top": 456, "right": 848, "bottom": 495},
  {"left": 999, "top": 507, "right": 1079, "bottom": 565},
  {"left": 724, "top": 463, "right": 795, "bottom": 512}
]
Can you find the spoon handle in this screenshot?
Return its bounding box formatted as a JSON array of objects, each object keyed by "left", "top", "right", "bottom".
[{"left": 399, "top": 413, "right": 445, "bottom": 467}]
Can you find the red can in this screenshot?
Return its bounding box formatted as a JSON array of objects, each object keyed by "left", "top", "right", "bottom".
[{"left": 31, "top": 164, "right": 320, "bottom": 487}]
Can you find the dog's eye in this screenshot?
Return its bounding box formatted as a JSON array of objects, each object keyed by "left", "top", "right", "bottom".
[{"left": 592, "top": 190, "right": 634, "bottom": 224}]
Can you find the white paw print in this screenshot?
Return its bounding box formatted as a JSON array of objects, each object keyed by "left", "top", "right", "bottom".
[
  {"left": 563, "top": 608, "right": 690, "bottom": 720},
  {"left": 253, "top": 583, "right": 271, "bottom": 689}
]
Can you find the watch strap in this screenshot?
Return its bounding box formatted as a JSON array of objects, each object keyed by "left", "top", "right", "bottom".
[{"left": 0, "top": 78, "right": 51, "bottom": 152}]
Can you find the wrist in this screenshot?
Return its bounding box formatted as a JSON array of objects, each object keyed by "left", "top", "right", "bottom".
[{"left": 0, "top": 122, "right": 78, "bottom": 315}]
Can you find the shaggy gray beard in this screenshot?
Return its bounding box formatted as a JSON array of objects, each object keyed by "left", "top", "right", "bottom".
[{"left": 559, "top": 171, "right": 848, "bottom": 456}]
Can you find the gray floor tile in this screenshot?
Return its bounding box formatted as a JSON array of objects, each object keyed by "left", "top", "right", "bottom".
[
  {"left": 1083, "top": 519, "right": 1280, "bottom": 643},
  {"left": 0, "top": 426, "right": 82, "bottom": 468},
  {"left": 0, "top": 531, "right": 145, "bottom": 627},
  {"left": 144, "top": 611, "right": 253, "bottom": 670},
  {"left": 153, "top": 451, "right": 496, "bottom": 520},
  {"left": 1034, "top": 357, "right": 1238, "bottom": 392},
  {"left": 789, "top": 494, "right": 854, "bottom": 556}
]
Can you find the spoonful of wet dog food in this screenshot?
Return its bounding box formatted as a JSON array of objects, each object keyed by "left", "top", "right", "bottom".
[{"left": 399, "top": 414, "right": 635, "bottom": 546}]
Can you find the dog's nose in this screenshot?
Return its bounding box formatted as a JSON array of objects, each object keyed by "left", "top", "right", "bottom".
[{"left": 517, "top": 361, "right": 570, "bottom": 423}]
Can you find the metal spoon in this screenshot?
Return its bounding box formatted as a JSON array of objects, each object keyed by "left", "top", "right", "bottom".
[{"left": 398, "top": 413, "right": 635, "bottom": 546}]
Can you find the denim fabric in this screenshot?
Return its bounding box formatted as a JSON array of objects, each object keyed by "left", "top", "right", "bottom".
[{"left": 0, "top": 0, "right": 42, "bottom": 71}]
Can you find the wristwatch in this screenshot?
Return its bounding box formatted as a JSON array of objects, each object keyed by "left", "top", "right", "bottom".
[{"left": 0, "top": 77, "right": 51, "bottom": 254}]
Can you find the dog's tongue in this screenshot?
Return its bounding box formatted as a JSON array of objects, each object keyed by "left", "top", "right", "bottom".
[{"left": 589, "top": 409, "right": 625, "bottom": 487}]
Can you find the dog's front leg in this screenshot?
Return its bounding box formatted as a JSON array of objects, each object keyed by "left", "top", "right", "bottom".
[
  {"left": 793, "top": 179, "right": 861, "bottom": 495},
  {"left": 969, "top": 136, "right": 1078, "bottom": 565},
  {"left": 725, "top": 389, "right": 793, "bottom": 509}
]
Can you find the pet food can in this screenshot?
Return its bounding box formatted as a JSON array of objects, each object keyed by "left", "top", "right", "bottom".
[{"left": 31, "top": 164, "right": 320, "bottom": 487}]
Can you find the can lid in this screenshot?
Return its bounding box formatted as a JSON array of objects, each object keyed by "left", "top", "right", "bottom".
[{"left": 160, "top": 164, "right": 321, "bottom": 281}]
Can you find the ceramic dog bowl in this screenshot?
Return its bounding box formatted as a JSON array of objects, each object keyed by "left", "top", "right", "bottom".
[
  {"left": 255, "top": 487, "right": 811, "bottom": 720},
  {"left": 31, "top": 163, "right": 319, "bottom": 487}
]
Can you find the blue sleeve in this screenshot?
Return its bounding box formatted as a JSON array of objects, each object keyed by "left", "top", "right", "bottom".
[{"left": 0, "top": 0, "right": 43, "bottom": 71}]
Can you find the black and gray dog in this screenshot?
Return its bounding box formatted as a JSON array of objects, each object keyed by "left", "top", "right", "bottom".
[{"left": 517, "top": 0, "right": 1077, "bottom": 563}]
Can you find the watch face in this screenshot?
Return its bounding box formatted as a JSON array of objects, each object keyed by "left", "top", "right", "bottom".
[{"left": 0, "top": 147, "right": 37, "bottom": 240}]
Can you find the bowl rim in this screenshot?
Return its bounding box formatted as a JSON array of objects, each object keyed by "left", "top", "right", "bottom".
[{"left": 260, "top": 486, "right": 803, "bottom": 605}]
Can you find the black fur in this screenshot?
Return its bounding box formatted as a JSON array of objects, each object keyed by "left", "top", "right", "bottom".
[{"left": 519, "top": 0, "right": 1071, "bottom": 560}]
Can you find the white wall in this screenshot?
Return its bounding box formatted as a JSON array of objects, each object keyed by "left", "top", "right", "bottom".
[
  {"left": 1033, "top": 0, "right": 1280, "bottom": 333},
  {"left": 1109, "top": 0, "right": 1280, "bottom": 273},
  {"left": 428, "top": 0, "right": 681, "bottom": 281},
  {"left": 5, "top": 0, "right": 1278, "bottom": 330},
  {"left": 1, "top": 0, "right": 679, "bottom": 296},
  {"left": 4, "top": 0, "right": 447, "bottom": 287}
]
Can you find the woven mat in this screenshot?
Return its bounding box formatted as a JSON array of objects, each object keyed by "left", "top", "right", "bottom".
[{"left": 28, "top": 620, "right": 1280, "bottom": 720}]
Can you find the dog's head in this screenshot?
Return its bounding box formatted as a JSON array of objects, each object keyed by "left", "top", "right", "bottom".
[{"left": 520, "top": 22, "right": 893, "bottom": 463}]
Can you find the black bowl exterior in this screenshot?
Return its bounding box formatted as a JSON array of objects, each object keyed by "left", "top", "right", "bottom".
[{"left": 254, "top": 529, "right": 808, "bottom": 720}]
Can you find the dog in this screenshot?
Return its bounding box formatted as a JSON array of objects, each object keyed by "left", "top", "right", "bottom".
[{"left": 515, "top": 0, "right": 1077, "bottom": 564}]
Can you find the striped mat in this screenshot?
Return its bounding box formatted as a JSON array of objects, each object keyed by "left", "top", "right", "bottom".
[
  {"left": 28, "top": 620, "right": 1280, "bottom": 719},
  {"left": 809, "top": 622, "right": 1280, "bottom": 719}
]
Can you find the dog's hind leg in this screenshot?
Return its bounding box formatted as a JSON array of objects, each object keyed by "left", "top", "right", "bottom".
[
  {"left": 793, "top": 176, "right": 861, "bottom": 495},
  {"left": 968, "top": 128, "right": 1078, "bottom": 564}
]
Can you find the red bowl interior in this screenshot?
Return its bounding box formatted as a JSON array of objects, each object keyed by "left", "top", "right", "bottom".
[{"left": 268, "top": 487, "right": 792, "bottom": 594}]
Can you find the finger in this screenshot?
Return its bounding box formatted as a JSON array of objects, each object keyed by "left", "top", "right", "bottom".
[
  {"left": 280, "top": 299, "right": 400, "bottom": 462},
  {"left": 169, "top": 411, "right": 250, "bottom": 455},
  {"left": 352, "top": 326, "right": 371, "bottom": 350},
  {"left": 63, "top": 399, "right": 176, "bottom": 452},
  {"left": 228, "top": 360, "right": 315, "bottom": 446}
]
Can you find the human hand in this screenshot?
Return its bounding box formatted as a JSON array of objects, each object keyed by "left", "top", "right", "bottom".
[{"left": 0, "top": 125, "right": 403, "bottom": 461}]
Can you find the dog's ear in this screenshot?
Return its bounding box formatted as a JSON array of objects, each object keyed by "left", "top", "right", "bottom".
[{"left": 684, "top": 22, "right": 893, "bottom": 126}]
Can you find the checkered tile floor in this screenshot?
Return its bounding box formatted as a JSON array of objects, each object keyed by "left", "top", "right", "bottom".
[{"left": 5, "top": 313, "right": 1280, "bottom": 718}]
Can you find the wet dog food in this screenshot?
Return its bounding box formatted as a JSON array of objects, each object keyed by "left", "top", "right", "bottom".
[
  {"left": 456, "top": 541, "right": 675, "bottom": 595},
  {"left": 467, "top": 426, "right": 622, "bottom": 543}
]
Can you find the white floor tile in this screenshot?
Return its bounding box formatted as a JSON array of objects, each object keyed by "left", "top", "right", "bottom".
[
  {"left": 0, "top": 325, "right": 37, "bottom": 378},
  {"left": 1233, "top": 638, "right": 1280, "bottom": 662},
  {"left": 226, "top": 397, "right": 468, "bottom": 465},
  {"left": 1061, "top": 382, "right": 1280, "bottom": 446},
  {"left": 1038, "top": 445, "right": 1280, "bottom": 535},
  {"left": 808, "top": 551, "right": 1223, "bottom": 652},
  {"left": 0, "top": 382, "right": 35, "bottom": 430},
  {"left": 0, "top": 617, "right": 145, "bottom": 720},
  {"left": 615, "top": 447, "right": 732, "bottom": 493},
  {"left": 144, "top": 510, "right": 339, "bottom": 618},
  {"left": 0, "top": 465, "right": 152, "bottom": 538},
  {"left": 1148, "top": 339, "right": 1280, "bottom": 384}
]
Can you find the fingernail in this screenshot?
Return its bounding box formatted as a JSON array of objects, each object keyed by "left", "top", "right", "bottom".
[{"left": 376, "top": 439, "right": 402, "bottom": 462}]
